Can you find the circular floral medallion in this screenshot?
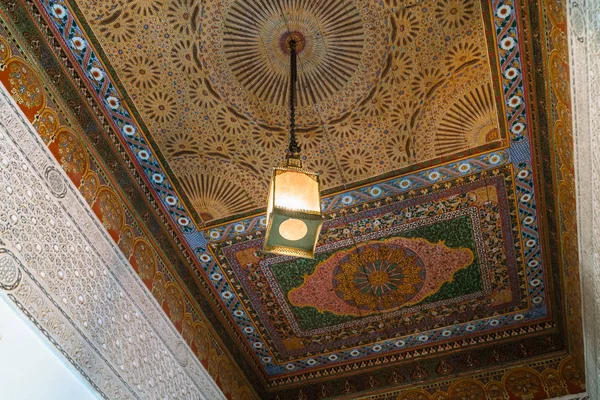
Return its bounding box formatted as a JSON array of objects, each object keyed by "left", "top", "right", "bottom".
[
  {"left": 123, "top": 55, "right": 161, "bottom": 90},
  {"left": 44, "top": 166, "right": 67, "bottom": 198},
  {"left": 0, "top": 249, "right": 22, "bottom": 291},
  {"left": 133, "top": 239, "right": 157, "bottom": 280},
  {"left": 333, "top": 243, "right": 426, "bottom": 311},
  {"left": 205, "top": 0, "right": 387, "bottom": 126},
  {"left": 6, "top": 60, "right": 46, "bottom": 116}
]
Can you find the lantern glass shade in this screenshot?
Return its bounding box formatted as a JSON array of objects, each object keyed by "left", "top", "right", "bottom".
[{"left": 264, "top": 166, "right": 323, "bottom": 259}]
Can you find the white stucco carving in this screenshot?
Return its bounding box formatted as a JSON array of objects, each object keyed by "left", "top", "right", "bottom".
[
  {"left": 568, "top": 1, "right": 600, "bottom": 399},
  {"left": 0, "top": 82, "right": 224, "bottom": 399}
]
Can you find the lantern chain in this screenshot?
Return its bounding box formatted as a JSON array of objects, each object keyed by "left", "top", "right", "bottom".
[{"left": 288, "top": 39, "right": 300, "bottom": 157}]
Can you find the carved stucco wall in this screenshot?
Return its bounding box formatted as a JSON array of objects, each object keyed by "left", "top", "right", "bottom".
[
  {"left": 569, "top": 1, "right": 600, "bottom": 400},
  {"left": 0, "top": 81, "right": 224, "bottom": 399}
]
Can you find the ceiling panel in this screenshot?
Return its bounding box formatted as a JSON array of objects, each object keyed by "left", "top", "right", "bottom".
[
  {"left": 19, "top": 0, "right": 585, "bottom": 398},
  {"left": 66, "top": 0, "right": 503, "bottom": 224}
]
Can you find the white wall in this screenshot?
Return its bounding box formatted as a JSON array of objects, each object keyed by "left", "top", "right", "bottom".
[{"left": 0, "top": 294, "right": 98, "bottom": 400}]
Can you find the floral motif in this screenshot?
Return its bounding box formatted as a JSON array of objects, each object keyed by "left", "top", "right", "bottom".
[
  {"left": 166, "top": 0, "right": 200, "bottom": 36},
  {"left": 306, "top": 157, "right": 338, "bottom": 186},
  {"left": 508, "top": 95, "right": 522, "bottom": 108},
  {"left": 560, "top": 357, "right": 586, "bottom": 391},
  {"left": 504, "top": 67, "right": 519, "bottom": 80},
  {"left": 500, "top": 36, "right": 516, "bottom": 51},
  {"left": 238, "top": 148, "right": 271, "bottom": 177},
  {"left": 435, "top": 0, "right": 475, "bottom": 29},
  {"left": 330, "top": 116, "right": 362, "bottom": 140},
  {"left": 56, "top": 130, "right": 88, "bottom": 174},
  {"left": 359, "top": 87, "right": 392, "bottom": 118},
  {"left": 339, "top": 147, "right": 374, "bottom": 177},
  {"left": 97, "top": 188, "right": 124, "bottom": 231},
  {"left": 435, "top": 83, "right": 499, "bottom": 154},
  {"left": 189, "top": 77, "right": 220, "bottom": 109},
  {"left": 178, "top": 170, "right": 256, "bottom": 221},
  {"left": 105, "top": 96, "right": 120, "bottom": 110},
  {"left": 33, "top": 108, "right": 59, "bottom": 144},
  {"left": 69, "top": 36, "right": 87, "bottom": 51},
  {"left": 391, "top": 8, "right": 419, "bottom": 47},
  {"left": 444, "top": 41, "right": 483, "bottom": 72},
  {"left": 202, "top": 134, "right": 236, "bottom": 159},
  {"left": 221, "top": 0, "right": 370, "bottom": 108},
  {"left": 487, "top": 381, "right": 508, "bottom": 400},
  {"left": 8, "top": 62, "right": 44, "bottom": 110},
  {"left": 141, "top": 91, "right": 178, "bottom": 124},
  {"left": 133, "top": 239, "right": 157, "bottom": 280},
  {"left": 171, "top": 39, "right": 201, "bottom": 75},
  {"left": 216, "top": 107, "right": 249, "bottom": 136},
  {"left": 411, "top": 67, "right": 445, "bottom": 99},
  {"left": 542, "top": 370, "right": 567, "bottom": 398},
  {"left": 298, "top": 128, "right": 326, "bottom": 152},
  {"left": 496, "top": 5, "right": 512, "bottom": 19},
  {"left": 250, "top": 126, "right": 286, "bottom": 150},
  {"left": 79, "top": 170, "right": 99, "bottom": 205},
  {"left": 504, "top": 368, "right": 546, "bottom": 400},
  {"left": 194, "top": 323, "right": 211, "bottom": 358},
  {"left": 389, "top": 99, "right": 416, "bottom": 131},
  {"left": 387, "top": 50, "right": 414, "bottom": 86},
  {"left": 385, "top": 132, "right": 410, "bottom": 166},
  {"left": 118, "top": 226, "right": 135, "bottom": 258},
  {"left": 123, "top": 55, "right": 161, "bottom": 90},
  {"left": 88, "top": 67, "right": 104, "bottom": 82},
  {"left": 97, "top": 10, "right": 136, "bottom": 43},
  {"left": 333, "top": 243, "right": 426, "bottom": 311},
  {"left": 448, "top": 379, "right": 486, "bottom": 399},
  {"left": 128, "top": 0, "right": 163, "bottom": 17},
  {"left": 165, "top": 284, "right": 185, "bottom": 324},
  {"left": 165, "top": 131, "right": 201, "bottom": 157},
  {"left": 50, "top": 3, "right": 67, "bottom": 19}
]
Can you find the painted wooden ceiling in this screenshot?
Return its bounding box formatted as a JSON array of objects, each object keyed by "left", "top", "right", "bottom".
[
  {"left": 1, "top": 0, "right": 586, "bottom": 398},
  {"left": 64, "top": 0, "right": 504, "bottom": 225}
]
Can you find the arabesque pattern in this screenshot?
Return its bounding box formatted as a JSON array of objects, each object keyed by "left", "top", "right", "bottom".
[
  {"left": 0, "top": 0, "right": 587, "bottom": 398},
  {"left": 42, "top": 0, "right": 503, "bottom": 223}
]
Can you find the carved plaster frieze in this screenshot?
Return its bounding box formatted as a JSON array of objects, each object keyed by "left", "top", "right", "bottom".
[
  {"left": 0, "top": 82, "right": 224, "bottom": 399},
  {"left": 569, "top": 0, "right": 600, "bottom": 398}
]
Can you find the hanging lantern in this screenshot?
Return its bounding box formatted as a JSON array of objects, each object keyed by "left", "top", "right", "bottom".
[
  {"left": 264, "top": 39, "right": 324, "bottom": 258},
  {"left": 264, "top": 157, "right": 323, "bottom": 258}
]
